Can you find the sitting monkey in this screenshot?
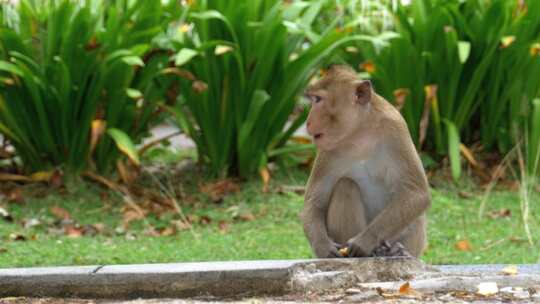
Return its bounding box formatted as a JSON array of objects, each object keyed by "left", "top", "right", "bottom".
[{"left": 302, "top": 65, "right": 431, "bottom": 258}]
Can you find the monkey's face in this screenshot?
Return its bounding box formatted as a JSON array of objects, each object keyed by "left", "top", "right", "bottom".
[
  {"left": 305, "top": 86, "right": 368, "bottom": 151},
  {"left": 305, "top": 74, "right": 372, "bottom": 152}
]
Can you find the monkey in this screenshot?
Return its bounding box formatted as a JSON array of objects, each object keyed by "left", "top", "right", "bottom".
[{"left": 301, "top": 65, "right": 431, "bottom": 259}]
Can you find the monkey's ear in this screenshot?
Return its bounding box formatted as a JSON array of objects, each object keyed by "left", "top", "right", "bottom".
[{"left": 354, "top": 80, "right": 372, "bottom": 105}]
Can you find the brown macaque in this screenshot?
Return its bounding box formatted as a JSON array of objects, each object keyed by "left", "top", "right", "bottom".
[{"left": 302, "top": 65, "right": 430, "bottom": 258}]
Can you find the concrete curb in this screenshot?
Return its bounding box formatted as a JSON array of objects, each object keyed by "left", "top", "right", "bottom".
[
  {"left": 1, "top": 259, "right": 539, "bottom": 300},
  {"left": 0, "top": 258, "right": 427, "bottom": 299}
]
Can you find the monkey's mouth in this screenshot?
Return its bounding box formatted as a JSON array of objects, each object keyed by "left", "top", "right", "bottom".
[{"left": 314, "top": 133, "right": 323, "bottom": 140}]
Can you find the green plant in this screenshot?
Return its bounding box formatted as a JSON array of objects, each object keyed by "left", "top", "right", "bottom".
[
  {"left": 169, "top": 0, "right": 370, "bottom": 177},
  {"left": 0, "top": 0, "right": 180, "bottom": 173},
  {"left": 349, "top": 0, "right": 540, "bottom": 179}
]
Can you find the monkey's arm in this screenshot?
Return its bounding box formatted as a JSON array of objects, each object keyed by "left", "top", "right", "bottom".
[
  {"left": 303, "top": 154, "right": 342, "bottom": 258},
  {"left": 347, "top": 139, "right": 431, "bottom": 257}
]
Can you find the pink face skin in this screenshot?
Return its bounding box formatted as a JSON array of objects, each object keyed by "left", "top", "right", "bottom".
[{"left": 305, "top": 88, "right": 363, "bottom": 152}]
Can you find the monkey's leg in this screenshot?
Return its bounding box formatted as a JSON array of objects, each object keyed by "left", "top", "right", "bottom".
[
  {"left": 390, "top": 215, "right": 427, "bottom": 258},
  {"left": 326, "top": 178, "right": 368, "bottom": 246}
]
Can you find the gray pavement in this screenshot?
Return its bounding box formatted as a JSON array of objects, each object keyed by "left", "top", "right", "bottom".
[{"left": 1, "top": 258, "right": 540, "bottom": 303}]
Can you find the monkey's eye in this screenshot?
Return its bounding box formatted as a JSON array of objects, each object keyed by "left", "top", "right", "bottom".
[{"left": 311, "top": 95, "right": 322, "bottom": 104}]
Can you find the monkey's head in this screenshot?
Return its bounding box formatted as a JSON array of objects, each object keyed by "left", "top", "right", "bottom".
[{"left": 304, "top": 65, "right": 373, "bottom": 151}]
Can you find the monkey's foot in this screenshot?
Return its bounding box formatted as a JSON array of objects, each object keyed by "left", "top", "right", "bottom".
[{"left": 371, "top": 241, "right": 412, "bottom": 258}]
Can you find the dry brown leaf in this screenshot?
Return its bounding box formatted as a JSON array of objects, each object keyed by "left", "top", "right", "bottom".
[
  {"left": 455, "top": 239, "right": 473, "bottom": 251},
  {"left": 459, "top": 144, "right": 479, "bottom": 168},
  {"left": 420, "top": 85, "right": 437, "bottom": 148},
  {"left": 0, "top": 173, "right": 31, "bottom": 183},
  {"left": 238, "top": 213, "right": 256, "bottom": 222},
  {"left": 501, "top": 265, "right": 518, "bottom": 276},
  {"left": 192, "top": 80, "right": 208, "bottom": 93},
  {"left": 200, "top": 215, "right": 212, "bottom": 225},
  {"left": 393, "top": 88, "right": 409, "bottom": 111},
  {"left": 90, "top": 120, "right": 107, "bottom": 154},
  {"left": 160, "top": 226, "right": 177, "bottom": 236},
  {"left": 9, "top": 233, "right": 26, "bottom": 241},
  {"left": 260, "top": 167, "right": 271, "bottom": 193},
  {"left": 29, "top": 171, "right": 54, "bottom": 183},
  {"left": 399, "top": 282, "right": 411, "bottom": 294},
  {"left": 360, "top": 61, "right": 376, "bottom": 74},
  {"left": 172, "top": 220, "right": 192, "bottom": 231},
  {"left": 50, "top": 206, "right": 71, "bottom": 220},
  {"left": 122, "top": 209, "right": 145, "bottom": 227},
  {"left": 218, "top": 221, "right": 230, "bottom": 234},
  {"left": 64, "top": 225, "right": 84, "bottom": 238},
  {"left": 200, "top": 179, "right": 240, "bottom": 203},
  {"left": 458, "top": 191, "right": 474, "bottom": 199},
  {"left": 339, "top": 247, "right": 349, "bottom": 257},
  {"left": 49, "top": 170, "right": 64, "bottom": 188},
  {"left": 116, "top": 159, "right": 138, "bottom": 184},
  {"left": 487, "top": 208, "right": 511, "bottom": 219}
]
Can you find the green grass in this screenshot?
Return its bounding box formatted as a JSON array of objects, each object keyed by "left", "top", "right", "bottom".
[{"left": 0, "top": 164, "right": 538, "bottom": 267}]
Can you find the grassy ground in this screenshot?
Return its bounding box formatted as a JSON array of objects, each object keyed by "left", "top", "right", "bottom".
[{"left": 0, "top": 157, "right": 539, "bottom": 267}]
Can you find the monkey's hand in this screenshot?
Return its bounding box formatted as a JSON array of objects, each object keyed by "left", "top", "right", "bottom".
[
  {"left": 315, "top": 240, "right": 343, "bottom": 258},
  {"left": 345, "top": 235, "right": 376, "bottom": 257}
]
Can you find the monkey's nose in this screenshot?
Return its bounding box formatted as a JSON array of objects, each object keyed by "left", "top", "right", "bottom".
[{"left": 306, "top": 121, "right": 314, "bottom": 136}]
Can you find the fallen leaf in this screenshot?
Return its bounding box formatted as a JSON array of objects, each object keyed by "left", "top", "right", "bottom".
[
  {"left": 172, "top": 220, "right": 192, "bottom": 231},
  {"left": 159, "top": 226, "right": 177, "bottom": 236},
  {"left": 477, "top": 282, "right": 498, "bottom": 296},
  {"left": 49, "top": 170, "right": 64, "bottom": 188},
  {"left": 29, "top": 171, "right": 54, "bottom": 183},
  {"left": 458, "top": 191, "right": 474, "bottom": 199},
  {"left": 64, "top": 225, "right": 84, "bottom": 238},
  {"left": 0, "top": 207, "right": 13, "bottom": 222},
  {"left": 487, "top": 208, "right": 511, "bottom": 219},
  {"left": 238, "top": 213, "right": 256, "bottom": 222},
  {"left": 122, "top": 209, "right": 145, "bottom": 227},
  {"left": 399, "top": 282, "right": 411, "bottom": 294},
  {"left": 259, "top": 167, "right": 271, "bottom": 193},
  {"left": 276, "top": 185, "right": 305, "bottom": 195},
  {"left": 23, "top": 218, "right": 41, "bottom": 229},
  {"left": 50, "top": 206, "right": 71, "bottom": 220},
  {"left": 5, "top": 188, "right": 24, "bottom": 204},
  {"left": 200, "top": 180, "right": 240, "bottom": 203},
  {"left": 339, "top": 247, "right": 349, "bottom": 257},
  {"left": 0, "top": 247, "right": 7, "bottom": 253},
  {"left": 200, "top": 215, "right": 212, "bottom": 225},
  {"left": 116, "top": 159, "right": 138, "bottom": 184},
  {"left": 0, "top": 173, "right": 31, "bottom": 183},
  {"left": 501, "top": 265, "right": 518, "bottom": 276},
  {"left": 218, "top": 221, "right": 230, "bottom": 234},
  {"left": 455, "top": 239, "right": 473, "bottom": 251},
  {"left": 9, "top": 233, "right": 26, "bottom": 241}
]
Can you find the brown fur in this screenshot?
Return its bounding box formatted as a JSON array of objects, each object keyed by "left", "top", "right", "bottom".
[{"left": 302, "top": 65, "right": 431, "bottom": 258}]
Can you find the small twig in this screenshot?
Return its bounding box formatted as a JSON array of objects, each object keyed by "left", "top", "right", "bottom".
[
  {"left": 479, "top": 238, "right": 508, "bottom": 251},
  {"left": 138, "top": 130, "right": 182, "bottom": 156}
]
